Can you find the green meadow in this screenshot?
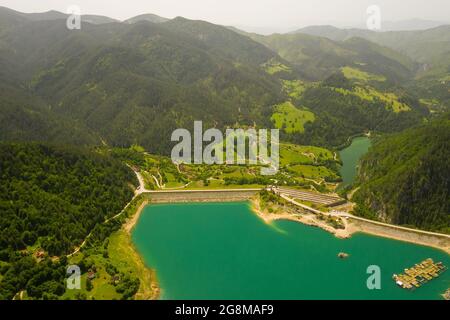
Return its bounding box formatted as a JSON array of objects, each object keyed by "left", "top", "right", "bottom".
[
  {"left": 341, "top": 66, "right": 386, "bottom": 82},
  {"left": 334, "top": 86, "right": 411, "bottom": 113},
  {"left": 282, "top": 79, "right": 307, "bottom": 99},
  {"left": 287, "top": 164, "right": 339, "bottom": 181},
  {"left": 280, "top": 143, "right": 335, "bottom": 166},
  {"left": 263, "top": 59, "right": 292, "bottom": 75},
  {"left": 271, "top": 101, "right": 315, "bottom": 133}
]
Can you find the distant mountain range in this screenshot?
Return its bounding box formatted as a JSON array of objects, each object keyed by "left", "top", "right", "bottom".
[
  {"left": 124, "top": 13, "right": 169, "bottom": 24},
  {"left": 293, "top": 24, "right": 450, "bottom": 79},
  {"left": 3, "top": 6, "right": 448, "bottom": 31},
  {"left": 0, "top": 6, "right": 119, "bottom": 25},
  {"left": 234, "top": 18, "right": 449, "bottom": 35},
  {"left": 0, "top": 6, "right": 448, "bottom": 153},
  {"left": 0, "top": 7, "right": 169, "bottom": 26},
  {"left": 377, "top": 18, "right": 448, "bottom": 31}
]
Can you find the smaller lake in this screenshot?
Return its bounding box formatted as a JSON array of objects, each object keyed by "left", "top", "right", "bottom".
[{"left": 339, "top": 136, "right": 371, "bottom": 187}]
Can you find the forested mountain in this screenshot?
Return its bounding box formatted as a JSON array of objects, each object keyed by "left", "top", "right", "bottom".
[
  {"left": 0, "top": 7, "right": 288, "bottom": 154},
  {"left": 294, "top": 25, "right": 450, "bottom": 107},
  {"left": 0, "top": 143, "right": 138, "bottom": 299},
  {"left": 245, "top": 29, "right": 428, "bottom": 147},
  {"left": 294, "top": 25, "right": 450, "bottom": 71},
  {"left": 81, "top": 15, "right": 120, "bottom": 25},
  {"left": 289, "top": 73, "right": 426, "bottom": 147},
  {"left": 295, "top": 25, "right": 450, "bottom": 62},
  {"left": 0, "top": 6, "right": 118, "bottom": 25},
  {"left": 124, "top": 13, "right": 169, "bottom": 24},
  {"left": 0, "top": 143, "right": 137, "bottom": 257},
  {"left": 375, "top": 19, "right": 447, "bottom": 31},
  {"left": 295, "top": 24, "right": 450, "bottom": 79},
  {"left": 249, "top": 31, "right": 415, "bottom": 82},
  {"left": 0, "top": 7, "right": 447, "bottom": 155},
  {"left": 353, "top": 114, "right": 450, "bottom": 233},
  {"left": 0, "top": 77, "right": 99, "bottom": 145}
]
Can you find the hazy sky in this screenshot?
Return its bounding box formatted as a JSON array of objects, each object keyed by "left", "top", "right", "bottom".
[{"left": 1, "top": 0, "right": 449, "bottom": 32}]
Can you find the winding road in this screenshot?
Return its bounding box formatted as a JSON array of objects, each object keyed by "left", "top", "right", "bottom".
[
  {"left": 67, "top": 169, "right": 147, "bottom": 257},
  {"left": 279, "top": 191, "right": 450, "bottom": 240}
]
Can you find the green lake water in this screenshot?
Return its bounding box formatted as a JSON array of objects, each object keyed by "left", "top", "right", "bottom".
[
  {"left": 338, "top": 136, "right": 372, "bottom": 187},
  {"left": 132, "top": 202, "right": 449, "bottom": 300}
]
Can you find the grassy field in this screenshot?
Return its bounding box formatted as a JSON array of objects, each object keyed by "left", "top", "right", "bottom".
[
  {"left": 63, "top": 252, "right": 122, "bottom": 300},
  {"left": 263, "top": 59, "right": 292, "bottom": 75},
  {"left": 271, "top": 101, "right": 315, "bottom": 133},
  {"left": 287, "top": 164, "right": 339, "bottom": 181},
  {"left": 107, "top": 230, "right": 155, "bottom": 300},
  {"left": 280, "top": 143, "right": 335, "bottom": 166},
  {"left": 62, "top": 230, "right": 155, "bottom": 300},
  {"left": 117, "top": 141, "right": 341, "bottom": 193},
  {"left": 419, "top": 98, "right": 442, "bottom": 113},
  {"left": 139, "top": 154, "right": 188, "bottom": 189},
  {"left": 293, "top": 199, "right": 330, "bottom": 212},
  {"left": 334, "top": 86, "right": 411, "bottom": 113},
  {"left": 62, "top": 196, "right": 156, "bottom": 301},
  {"left": 341, "top": 66, "right": 386, "bottom": 82},
  {"left": 282, "top": 79, "right": 307, "bottom": 99},
  {"left": 186, "top": 182, "right": 264, "bottom": 189}
]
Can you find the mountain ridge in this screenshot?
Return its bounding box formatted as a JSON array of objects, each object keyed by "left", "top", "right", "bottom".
[
  {"left": 353, "top": 114, "right": 450, "bottom": 233},
  {"left": 0, "top": 6, "right": 444, "bottom": 153}
]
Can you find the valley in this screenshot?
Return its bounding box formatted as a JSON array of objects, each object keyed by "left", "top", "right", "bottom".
[{"left": 0, "top": 5, "right": 448, "bottom": 301}]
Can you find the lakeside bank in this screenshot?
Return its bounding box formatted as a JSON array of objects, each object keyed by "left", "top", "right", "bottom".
[
  {"left": 252, "top": 196, "right": 450, "bottom": 254},
  {"left": 131, "top": 201, "right": 450, "bottom": 300},
  {"left": 121, "top": 196, "right": 160, "bottom": 299},
  {"left": 125, "top": 190, "right": 450, "bottom": 257},
  {"left": 119, "top": 189, "right": 449, "bottom": 299}
]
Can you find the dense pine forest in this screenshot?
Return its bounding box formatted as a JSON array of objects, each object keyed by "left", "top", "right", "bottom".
[
  {"left": 353, "top": 114, "right": 450, "bottom": 233},
  {"left": 0, "top": 143, "right": 137, "bottom": 299},
  {"left": 1, "top": 6, "right": 445, "bottom": 154},
  {"left": 0, "top": 143, "right": 137, "bottom": 256}
]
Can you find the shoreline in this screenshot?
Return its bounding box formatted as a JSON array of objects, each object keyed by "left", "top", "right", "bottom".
[
  {"left": 250, "top": 198, "right": 352, "bottom": 239},
  {"left": 124, "top": 200, "right": 150, "bottom": 234},
  {"left": 131, "top": 197, "right": 450, "bottom": 254},
  {"left": 334, "top": 132, "right": 372, "bottom": 151},
  {"left": 122, "top": 199, "right": 161, "bottom": 300},
  {"left": 123, "top": 196, "right": 449, "bottom": 300},
  {"left": 250, "top": 198, "right": 450, "bottom": 255},
  {"left": 122, "top": 196, "right": 257, "bottom": 300}
]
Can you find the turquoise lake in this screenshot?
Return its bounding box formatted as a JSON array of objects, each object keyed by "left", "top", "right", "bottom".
[
  {"left": 132, "top": 202, "right": 449, "bottom": 300},
  {"left": 338, "top": 136, "right": 372, "bottom": 187}
]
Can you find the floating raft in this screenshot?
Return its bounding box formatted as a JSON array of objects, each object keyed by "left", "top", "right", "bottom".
[{"left": 393, "top": 258, "right": 447, "bottom": 290}]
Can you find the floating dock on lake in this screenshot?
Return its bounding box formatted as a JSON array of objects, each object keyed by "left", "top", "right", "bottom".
[{"left": 393, "top": 258, "right": 447, "bottom": 290}]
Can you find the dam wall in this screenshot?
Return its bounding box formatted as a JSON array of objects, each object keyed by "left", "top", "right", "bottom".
[
  {"left": 145, "top": 189, "right": 261, "bottom": 203},
  {"left": 349, "top": 218, "right": 450, "bottom": 254}
]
